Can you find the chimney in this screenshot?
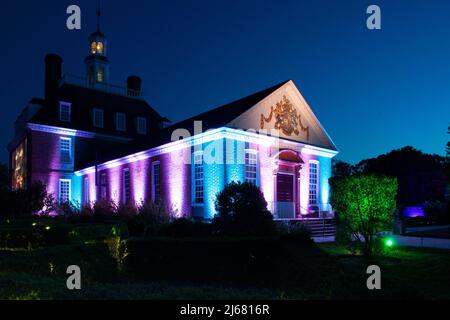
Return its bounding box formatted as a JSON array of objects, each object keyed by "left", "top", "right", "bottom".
[
  {"left": 127, "top": 75, "right": 142, "bottom": 97},
  {"left": 44, "top": 54, "right": 63, "bottom": 100}
]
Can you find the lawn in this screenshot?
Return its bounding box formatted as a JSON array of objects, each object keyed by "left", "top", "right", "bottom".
[{"left": 1, "top": 239, "right": 449, "bottom": 300}]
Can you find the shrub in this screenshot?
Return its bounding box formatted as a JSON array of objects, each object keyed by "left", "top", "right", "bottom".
[
  {"left": 278, "top": 222, "right": 312, "bottom": 243},
  {"left": 423, "top": 200, "right": 449, "bottom": 224},
  {"left": 58, "top": 201, "right": 80, "bottom": 216},
  {"left": 160, "top": 218, "right": 212, "bottom": 238},
  {"left": 212, "top": 181, "right": 275, "bottom": 236},
  {"left": 0, "top": 221, "right": 71, "bottom": 249},
  {"left": 93, "top": 199, "right": 118, "bottom": 222},
  {"left": 121, "top": 201, "right": 173, "bottom": 237},
  {"left": 112, "top": 237, "right": 281, "bottom": 283},
  {"left": 0, "top": 181, "right": 51, "bottom": 218}
]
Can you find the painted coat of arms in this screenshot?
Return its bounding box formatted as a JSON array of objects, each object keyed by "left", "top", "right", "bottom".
[{"left": 260, "top": 95, "right": 310, "bottom": 140}]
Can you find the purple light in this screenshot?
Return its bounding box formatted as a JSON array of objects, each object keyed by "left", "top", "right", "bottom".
[{"left": 403, "top": 206, "right": 426, "bottom": 218}]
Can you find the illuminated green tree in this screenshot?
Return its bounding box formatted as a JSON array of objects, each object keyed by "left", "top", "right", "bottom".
[{"left": 330, "top": 175, "right": 398, "bottom": 256}]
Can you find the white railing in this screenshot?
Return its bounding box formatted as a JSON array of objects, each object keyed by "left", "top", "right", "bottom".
[
  {"left": 268, "top": 201, "right": 296, "bottom": 219},
  {"left": 268, "top": 202, "right": 334, "bottom": 220},
  {"left": 59, "top": 74, "right": 143, "bottom": 99}
]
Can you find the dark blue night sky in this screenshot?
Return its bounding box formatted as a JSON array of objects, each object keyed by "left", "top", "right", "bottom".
[{"left": 1, "top": 0, "right": 449, "bottom": 164}]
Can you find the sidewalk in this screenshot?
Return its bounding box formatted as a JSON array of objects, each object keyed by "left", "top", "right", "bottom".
[
  {"left": 391, "top": 234, "right": 450, "bottom": 250},
  {"left": 406, "top": 224, "right": 450, "bottom": 233}
]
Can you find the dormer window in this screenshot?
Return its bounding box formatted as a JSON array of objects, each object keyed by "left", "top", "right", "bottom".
[
  {"left": 92, "top": 108, "right": 104, "bottom": 128},
  {"left": 115, "top": 113, "right": 126, "bottom": 131},
  {"left": 136, "top": 117, "right": 147, "bottom": 135},
  {"left": 59, "top": 102, "right": 71, "bottom": 122}
]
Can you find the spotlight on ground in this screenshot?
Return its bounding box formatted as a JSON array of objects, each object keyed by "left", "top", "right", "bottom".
[{"left": 385, "top": 238, "right": 394, "bottom": 247}]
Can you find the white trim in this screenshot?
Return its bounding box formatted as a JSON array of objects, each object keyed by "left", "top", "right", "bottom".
[
  {"left": 84, "top": 177, "right": 89, "bottom": 205},
  {"left": 151, "top": 161, "right": 160, "bottom": 202},
  {"left": 58, "top": 179, "right": 71, "bottom": 203},
  {"left": 123, "top": 168, "right": 130, "bottom": 204},
  {"left": 59, "top": 137, "right": 72, "bottom": 164},
  {"left": 75, "top": 127, "right": 338, "bottom": 176},
  {"left": 244, "top": 149, "right": 258, "bottom": 185},
  {"left": 308, "top": 160, "right": 319, "bottom": 206},
  {"left": 27, "top": 123, "right": 131, "bottom": 142},
  {"left": 193, "top": 151, "right": 204, "bottom": 204}
]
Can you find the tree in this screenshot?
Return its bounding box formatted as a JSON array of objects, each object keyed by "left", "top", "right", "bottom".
[
  {"left": 355, "top": 146, "right": 446, "bottom": 205},
  {"left": 0, "top": 181, "right": 53, "bottom": 218},
  {"left": 445, "top": 125, "right": 450, "bottom": 182},
  {"left": 330, "top": 175, "right": 398, "bottom": 256},
  {"left": 0, "top": 163, "right": 9, "bottom": 193},
  {"left": 212, "top": 181, "right": 275, "bottom": 236},
  {"left": 332, "top": 159, "right": 355, "bottom": 177}
]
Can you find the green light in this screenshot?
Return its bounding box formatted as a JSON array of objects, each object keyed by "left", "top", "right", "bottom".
[
  {"left": 385, "top": 239, "right": 393, "bottom": 247},
  {"left": 45, "top": 226, "right": 51, "bottom": 231},
  {"left": 32, "top": 223, "right": 37, "bottom": 227}
]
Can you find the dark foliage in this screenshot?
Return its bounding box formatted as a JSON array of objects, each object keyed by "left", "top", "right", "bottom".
[
  {"left": 212, "top": 181, "right": 275, "bottom": 236},
  {"left": 277, "top": 221, "right": 313, "bottom": 243},
  {"left": 121, "top": 201, "right": 173, "bottom": 237},
  {"left": 0, "top": 221, "right": 70, "bottom": 249},
  {"left": 356, "top": 146, "right": 446, "bottom": 205},
  {"left": 108, "top": 237, "right": 283, "bottom": 284},
  {"left": 160, "top": 218, "right": 212, "bottom": 238},
  {"left": 332, "top": 159, "right": 355, "bottom": 177},
  {"left": 0, "top": 181, "right": 54, "bottom": 218},
  {"left": 0, "top": 163, "right": 9, "bottom": 193}
]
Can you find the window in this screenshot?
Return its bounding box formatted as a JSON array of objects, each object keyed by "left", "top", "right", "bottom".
[
  {"left": 59, "top": 179, "right": 71, "bottom": 204},
  {"left": 136, "top": 117, "right": 147, "bottom": 135},
  {"left": 59, "top": 102, "right": 71, "bottom": 122},
  {"left": 152, "top": 161, "right": 161, "bottom": 203},
  {"left": 100, "top": 173, "right": 107, "bottom": 200},
  {"left": 97, "top": 42, "right": 104, "bottom": 54},
  {"left": 193, "top": 153, "right": 204, "bottom": 203},
  {"left": 98, "top": 67, "right": 104, "bottom": 82},
  {"left": 116, "top": 113, "right": 126, "bottom": 131},
  {"left": 123, "top": 169, "right": 131, "bottom": 204},
  {"left": 59, "top": 137, "right": 72, "bottom": 164},
  {"left": 91, "top": 42, "right": 97, "bottom": 54},
  {"left": 84, "top": 177, "right": 89, "bottom": 205},
  {"left": 93, "top": 108, "right": 104, "bottom": 128},
  {"left": 309, "top": 161, "right": 319, "bottom": 205},
  {"left": 245, "top": 150, "right": 257, "bottom": 185}
]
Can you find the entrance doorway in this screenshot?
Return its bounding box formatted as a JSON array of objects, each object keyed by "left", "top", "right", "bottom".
[{"left": 276, "top": 173, "right": 295, "bottom": 219}]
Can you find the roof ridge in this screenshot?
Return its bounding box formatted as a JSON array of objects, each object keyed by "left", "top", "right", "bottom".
[{"left": 166, "top": 80, "right": 290, "bottom": 130}]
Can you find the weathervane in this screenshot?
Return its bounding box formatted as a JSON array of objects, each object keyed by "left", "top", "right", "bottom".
[{"left": 96, "top": 0, "right": 101, "bottom": 32}]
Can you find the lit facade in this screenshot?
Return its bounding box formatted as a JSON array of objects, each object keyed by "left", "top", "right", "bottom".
[{"left": 8, "top": 27, "right": 338, "bottom": 220}]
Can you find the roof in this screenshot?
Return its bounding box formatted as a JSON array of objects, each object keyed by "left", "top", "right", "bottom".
[
  {"left": 165, "top": 80, "right": 290, "bottom": 133},
  {"left": 30, "top": 83, "right": 164, "bottom": 137},
  {"left": 76, "top": 80, "right": 291, "bottom": 169}
]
